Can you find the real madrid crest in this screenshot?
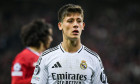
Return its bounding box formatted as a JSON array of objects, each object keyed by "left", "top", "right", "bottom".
[{"left": 80, "top": 60, "right": 87, "bottom": 70}]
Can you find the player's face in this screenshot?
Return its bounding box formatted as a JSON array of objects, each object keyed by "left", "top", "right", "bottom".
[
  {"left": 42, "top": 28, "right": 53, "bottom": 51},
  {"left": 58, "top": 13, "right": 85, "bottom": 40},
  {"left": 46, "top": 28, "right": 53, "bottom": 48}
]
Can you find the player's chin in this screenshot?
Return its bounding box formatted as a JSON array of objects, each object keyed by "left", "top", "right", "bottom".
[{"left": 70, "top": 36, "right": 80, "bottom": 40}]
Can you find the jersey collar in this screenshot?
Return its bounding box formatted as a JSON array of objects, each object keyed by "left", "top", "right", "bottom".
[{"left": 59, "top": 43, "right": 83, "bottom": 54}]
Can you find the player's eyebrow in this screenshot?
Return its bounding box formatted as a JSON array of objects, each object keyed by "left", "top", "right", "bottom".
[
  {"left": 77, "top": 18, "right": 82, "bottom": 20},
  {"left": 67, "top": 17, "right": 82, "bottom": 21}
]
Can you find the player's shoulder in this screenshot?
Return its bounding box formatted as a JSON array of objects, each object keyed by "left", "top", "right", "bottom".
[
  {"left": 17, "top": 48, "right": 36, "bottom": 58},
  {"left": 42, "top": 45, "right": 60, "bottom": 57},
  {"left": 14, "top": 48, "right": 28, "bottom": 58},
  {"left": 83, "top": 46, "right": 104, "bottom": 69},
  {"left": 12, "top": 48, "right": 30, "bottom": 64},
  {"left": 83, "top": 46, "right": 101, "bottom": 61},
  {"left": 83, "top": 46, "right": 98, "bottom": 56}
]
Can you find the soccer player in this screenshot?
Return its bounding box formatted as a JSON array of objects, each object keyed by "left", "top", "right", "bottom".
[
  {"left": 11, "top": 19, "right": 53, "bottom": 84},
  {"left": 31, "top": 4, "right": 108, "bottom": 84}
]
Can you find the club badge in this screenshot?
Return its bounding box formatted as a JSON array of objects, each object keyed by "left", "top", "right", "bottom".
[
  {"left": 13, "top": 63, "right": 21, "bottom": 71},
  {"left": 80, "top": 60, "right": 87, "bottom": 70}
]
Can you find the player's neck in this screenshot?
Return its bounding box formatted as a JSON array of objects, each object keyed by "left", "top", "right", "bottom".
[
  {"left": 29, "top": 42, "right": 47, "bottom": 53},
  {"left": 29, "top": 46, "right": 42, "bottom": 54},
  {"left": 62, "top": 38, "right": 82, "bottom": 53}
]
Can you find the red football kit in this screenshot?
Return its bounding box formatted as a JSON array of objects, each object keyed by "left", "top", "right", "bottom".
[{"left": 11, "top": 48, "right": 41, "bottom": 84}]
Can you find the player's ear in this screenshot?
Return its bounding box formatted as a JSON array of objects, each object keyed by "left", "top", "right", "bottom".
[
  {"left": 82, "top": 22, "right": 85, "bottom": 30},
  {"left": 58, "top": 22, "right": 63, "bottom": 30}
]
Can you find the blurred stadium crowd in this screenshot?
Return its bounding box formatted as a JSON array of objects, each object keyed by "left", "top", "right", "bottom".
[{"left": 0, "top": 0, "right": 140, "bottom": 84}]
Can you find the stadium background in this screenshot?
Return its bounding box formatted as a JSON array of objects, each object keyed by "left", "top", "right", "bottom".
[{"left": 0, "top": 0, "right": 140, "bottom": 84}]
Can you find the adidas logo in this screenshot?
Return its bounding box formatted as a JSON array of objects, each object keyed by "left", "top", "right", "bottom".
[{"left": 52, "top": 62, "right": 62, "bottom": 68}]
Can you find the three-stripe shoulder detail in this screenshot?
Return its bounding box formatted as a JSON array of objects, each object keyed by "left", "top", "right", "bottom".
[
  {"left": 42, "top": 46, "right": 59, "bottom": 56},
  {"left": 84, "top": 46, "right": 100, "bottom": 62},
  {"left": 84, "top": 46, "right": 98, "bottom": 56},
  {"left": 84, "top": 46, "right": 104, "bottom": 69}
]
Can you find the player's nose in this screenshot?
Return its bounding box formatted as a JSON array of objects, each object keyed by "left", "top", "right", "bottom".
[{"left": 73, "top": 21, "right": 78, "bottom": 28}]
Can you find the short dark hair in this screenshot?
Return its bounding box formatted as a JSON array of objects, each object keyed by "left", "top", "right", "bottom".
[
  {"left": 21, "top": 19, "right": 52, "bottom": 48},
  {"left": 58, "top": 4, "right": 84, "bottom": 22}
]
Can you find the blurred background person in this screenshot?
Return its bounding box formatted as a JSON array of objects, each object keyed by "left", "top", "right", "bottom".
[{"left": 11, "top": 19, "right": 53, "bottom": 84}]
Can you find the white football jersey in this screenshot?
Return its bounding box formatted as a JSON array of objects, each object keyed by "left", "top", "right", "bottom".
[{"left": 31, "top": 43, "right": 108, "bottom": 84}]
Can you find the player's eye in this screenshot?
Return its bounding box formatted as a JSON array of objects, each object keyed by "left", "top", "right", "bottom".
[
  {"left": 67, "top": 19, "right": 73, "bottom": 23},
  {"left": 77, "top": 20, "right": 82, "bottom": 23},
  {"left": 77, "top": 19, "right": 82, "bottom": 23}
]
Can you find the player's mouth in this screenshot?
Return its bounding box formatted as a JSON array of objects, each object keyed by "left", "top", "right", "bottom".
[{"left": 72, "top": 30, "right": 79, "bottom": 35}]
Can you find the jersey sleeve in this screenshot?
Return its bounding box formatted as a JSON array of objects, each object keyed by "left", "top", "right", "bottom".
[
  {"left": 31, "top": 56, "right": 48, "bottom": 84},
  {"left": 11, "top": 58, "right": 31, "bottom": 84},
  {"left": 91, "top": 56, "right": 108, "bottom": 84}
]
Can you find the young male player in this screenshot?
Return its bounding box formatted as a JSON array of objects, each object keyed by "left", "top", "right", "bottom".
[
  {"left": 11, "top": 19, "right": 53, "bottom": 84},
  {"left": 31, "top": 4, "right": 108, "bottom": 84}
]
